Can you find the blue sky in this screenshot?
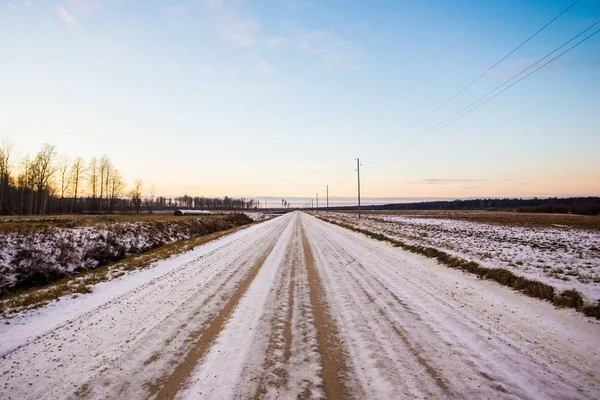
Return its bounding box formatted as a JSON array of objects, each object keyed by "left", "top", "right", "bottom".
[{"left": 1, "top": 0, "right": 599, "bottom": 200}]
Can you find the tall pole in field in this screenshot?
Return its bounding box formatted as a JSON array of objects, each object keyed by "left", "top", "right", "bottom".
[
  {"left": 356, "top": 158, "right": 361, "bottom": 219},
  {"left": 326, "top": 185, "right": 329, "bottom": 210},
  {"left": 316, "top": 194, "right": 319, "bottom": 209}
]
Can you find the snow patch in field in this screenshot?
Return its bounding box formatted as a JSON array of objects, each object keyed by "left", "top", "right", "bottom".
[{"left": 0, "top": 217, "right": 249, "bottom": 295}]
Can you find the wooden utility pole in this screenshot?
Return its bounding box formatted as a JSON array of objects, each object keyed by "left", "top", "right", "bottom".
[
  {"left": 316, "top": 194, "right": 319, "bottom": 209},
  {"left": 326, "top": 185, "right": 329, "bottom": 210},
  {"left": 356, "top": 158, "right": 361, "bottom": 219}
]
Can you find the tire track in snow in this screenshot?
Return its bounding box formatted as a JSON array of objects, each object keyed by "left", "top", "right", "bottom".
[
  {"left": 252, "top": 234, "right": 296, "bottom": 397},
  {"left": 305, "top": 230, "right": 453, "bottom": 396},
  {"left": 251, "top": 214, "right": 322, "bottom": 399},
  {"left": 317, "top": 220, "right": 570, "bottom": 397},
  {"left": 303, "top": 215, "right": 445, "bottom": 398},
  {"left": 304, "top": 213, "right": 600, "bottom": 399},
  {"left": 95, "top": 216, "right": 289, "bottom": 399},
  {"left": 305, "top": 216, "right": 530, "bottom": 397},
  {"left": 171, "top": 213, "right": 301, "bottom": 399},
  {"left": 152, "top": 232, "right": 282, "bottom": 399},
  {"left": 356, "top": 284, "right": 451, "bottom": 395},
  {"left": 300, "top": 218, "right": 355, "bottom": 399}
]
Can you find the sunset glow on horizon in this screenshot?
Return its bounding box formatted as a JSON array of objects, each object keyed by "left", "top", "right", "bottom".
[{"left": 2, "top": 0, "right": 599, "bottom": 200}]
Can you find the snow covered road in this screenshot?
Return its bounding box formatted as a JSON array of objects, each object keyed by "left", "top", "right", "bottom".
[{"left": 1, "top": 212, "right": 599, "bottom": 399}]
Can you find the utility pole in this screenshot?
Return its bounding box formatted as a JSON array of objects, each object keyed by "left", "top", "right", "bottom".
[
  {"left": 356, "top": 158, "right": 361, "bottom": 219},
  {"left": 316, "top": 194, "right": 319, "bottom": 209},
  {"left": 326, "top": 185, "right": 329, "bottom": 210}
]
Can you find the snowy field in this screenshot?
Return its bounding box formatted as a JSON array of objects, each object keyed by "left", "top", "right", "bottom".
[
  {"left": 0, "top": 214, "right": 252, "bottom": 295},
  {"left": 241, "top": 211, "right": 274, "bottom": 221},
  {"left": 1, "top": 212, "right": 599, "bottom": 399},
  {"left": 323, "top": 212, "right": 600, "bottom": 303}
]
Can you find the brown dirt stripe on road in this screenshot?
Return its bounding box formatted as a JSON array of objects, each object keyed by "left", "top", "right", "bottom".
[
  {"left": 301, "top": 221, "right": 353, "bottom": 400},
  {"left": 311, "top": 217, "right": 451, "bottom": 396},
  {"left": 150, "top": 238, "right": 280, "bottom": 399},
  {"left": 253, "top": 236, "right": 296, "bottom": 398}
]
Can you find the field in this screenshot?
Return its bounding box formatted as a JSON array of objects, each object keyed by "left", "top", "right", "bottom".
[
  {"left": 0, "top": 211, "right": 270, "bottom": 234},
  {"left": 342, "top": 209, "right": 600, "bottom": 230},
  {"left": 1, "top": 212, "right": 599, "bottom": 399}
]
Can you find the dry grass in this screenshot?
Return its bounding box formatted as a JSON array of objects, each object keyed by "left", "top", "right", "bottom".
[
  {"left": 0, "top": 222, "right": 256, "bottom": 317},
  {"left": 318, "top": 216, "right": 600, "bottom": 320},
  {"left": 0, "top": 213, "right": 229, "bottom": 234},
  {"left": 337, "top": 210, "right": 600, "bottom": 231}
]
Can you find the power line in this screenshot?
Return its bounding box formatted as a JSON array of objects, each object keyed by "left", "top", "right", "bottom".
[
  {"left": 402, "top": 22, "right": 600, "bottom": 149},
  {"left": 399, "top": 0, "right": 581, "bottom": 136}
]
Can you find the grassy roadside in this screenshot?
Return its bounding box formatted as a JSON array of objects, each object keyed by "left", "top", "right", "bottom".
[
  {"left": 317, "top": 216, "right": 600, "bottom": 320},
  {"left": 0, "top": 221, "right": 259, "bottom": 318}
]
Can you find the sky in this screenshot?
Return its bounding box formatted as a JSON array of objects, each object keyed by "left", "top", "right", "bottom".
[{"left": 1, "top": 0, "right": 599, "bottom": 203}]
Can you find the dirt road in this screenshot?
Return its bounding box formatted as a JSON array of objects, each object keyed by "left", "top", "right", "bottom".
[{"left": 1, "top": 212, "right": 599, "bottom": 399}]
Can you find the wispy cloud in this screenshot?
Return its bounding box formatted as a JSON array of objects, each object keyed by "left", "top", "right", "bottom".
[
  {"left": 283, "top": 21, "right": 364, "bottom": 69},
  {"left": 266, "top": 36, "right": 285, "bottom": 49},
  {"left": 55, "top": 5, "right": 79, "bottom": 25},
  {"left": 256, "top": 59, "right": 275, "bottom": 73},
  {"left": 66, "top": 0, "right": 101, "bottom": 14},
  {"left": 219, "top": 12, "right": 260, "bottom": 47},
  {"left": 301, "top": 30, "right": 364, "bottom": 69}
]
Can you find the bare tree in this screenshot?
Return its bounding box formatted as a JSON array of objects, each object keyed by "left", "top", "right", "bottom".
[
  {"left": 17, "top": 155, "right": 32, "bottom": 214},
  {"left": 146, "top": 183, "right": 155, "bottom": 214},
  {"left": 88, "top": 157, "right": 98, "bottom": 212},
  {"left": 58, "top": 156, "right": 71, "bottom": 212},
  {"left": 30, "top": 144, "right": 56, "bottom": 214},
  {"left": 108, "top": 169, "right": 124, "bottom": 213},
  {"left": 1, "top": 141, "right": 263, "bottom": 215},
  {"left": 103, "top": 157, "right": 112, "bottom": 212},
  {"left": 0, "top": 140, "right": 12, "bottom": 214},
  {"left": 69, "top": 157, "right": 85, "bottom": 213},
  {"left": 98, "top": 155, "right": 110, "bottom": 212},
  {"left": 130, "top": 179, "right": 143, "bottom": 214}
]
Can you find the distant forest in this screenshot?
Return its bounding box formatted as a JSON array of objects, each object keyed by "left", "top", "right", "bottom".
[
  {"left": 0, "top": 141, "right": 257, "bottom": 216},
  {"left": 339, "top": 197, "right": 600, "bottom": 216}
]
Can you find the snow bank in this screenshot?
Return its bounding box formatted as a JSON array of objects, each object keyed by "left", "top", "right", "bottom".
[
  {"left": 242, "top": 212, "right": 273, "bottom": 221},
  {"left": 0, "top": 215, "right": 251, "bottom": 295}
]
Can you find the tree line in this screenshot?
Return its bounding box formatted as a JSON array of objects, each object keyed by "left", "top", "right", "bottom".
[
  {"left": 337, "top": 197, "right": 600, "bottom": 216},
  {"left": 0, "top": 140, "right": 257, "bottom": 215}
]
